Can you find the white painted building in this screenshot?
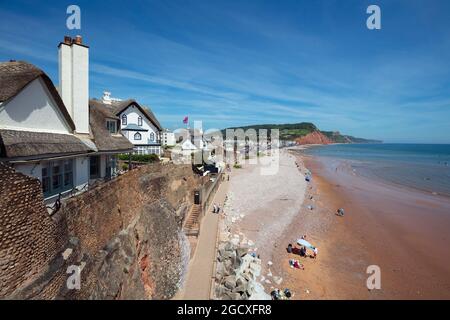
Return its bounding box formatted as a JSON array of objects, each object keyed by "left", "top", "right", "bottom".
[
  {"left": 162, "top": 129, "right": 176, "bottom": 147},
  {"left": 111, "top": 96, "right": 163, "bottom": 155},
  {"left": 0, "top": 36, "right": 133, "bottom": 202}
]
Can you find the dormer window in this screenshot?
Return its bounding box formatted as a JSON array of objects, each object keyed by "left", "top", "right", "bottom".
[
  {"left": 134, "top": 132, "right": 142, "bottom": 140},
  {"left": 122, "top": 114, "right": 127, "bottom": 125},
  {"left": 138, "top": 116, "right": 143, "bottom": 126},
  {"left": 106, "top": 120, "right": 117, "bottom": 134}
]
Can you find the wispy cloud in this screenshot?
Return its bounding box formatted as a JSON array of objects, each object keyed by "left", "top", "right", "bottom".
[{"left": 1, "top": 0, "right": 449, "bottom": 142}]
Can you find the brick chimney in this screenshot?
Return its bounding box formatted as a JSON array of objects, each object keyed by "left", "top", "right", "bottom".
[{"left": 58, "top": 35, "right": 89, "bottom": 134}]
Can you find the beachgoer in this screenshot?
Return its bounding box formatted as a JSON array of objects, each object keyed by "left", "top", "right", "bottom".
[
  {"left": 301, "top": 235, "right": 307, "bottom": 240},
  {"left": 313, "top": 247, "right": 318, "bottom": 259},
  {"left": 213, "top": 203, "right": 217, "bottom": 213},
  {"left": 293, "top": 260, "right": 304, "bottom": 270},
  {"left": 284, "top": 289, "right": 292, "bottom": 299},
  {"left": 271, "top": 289, "right": 281, "bottom": 300},
  {"left": 287, "top": 244, "right": 293, "bottom": 253},
  {"left": 300, "top": 246, "right": 307, "bottom": 257}
]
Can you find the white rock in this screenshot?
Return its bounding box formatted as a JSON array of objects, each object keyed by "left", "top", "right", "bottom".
[
  {"left": 62, "top": 248, "right": 73, "bottom": 260},
  {"left": 273, "top": 276, "right": 283, "bottom": 285},
  {"left": 230, "top": 237, "right": 240, "bottom": 246},
  {"left": 249, "top": 262, "right": 262, "bottom": 277}
]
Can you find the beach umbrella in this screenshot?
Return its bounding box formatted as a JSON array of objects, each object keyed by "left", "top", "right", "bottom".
[{"left": 297, "top": 239, "right": 315, "bottom": 250}]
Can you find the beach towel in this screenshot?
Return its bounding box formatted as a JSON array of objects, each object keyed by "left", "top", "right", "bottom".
[{"left": 297, "top": 239, "right": 315, "bottom": 250}]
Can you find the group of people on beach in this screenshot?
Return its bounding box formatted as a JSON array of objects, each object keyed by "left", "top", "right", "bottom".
[{"left": 286, "top": 235, "right": 318, "bottom": 270}]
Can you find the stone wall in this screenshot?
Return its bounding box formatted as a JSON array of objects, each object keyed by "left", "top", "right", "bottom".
[{"left": 0, "top": 162, "right": 201, "bottom": 299}]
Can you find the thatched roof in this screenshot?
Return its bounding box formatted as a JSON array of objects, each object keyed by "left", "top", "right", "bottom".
[
  {"left": 0, "top": 61, "right": 76, "bottom": 131},
  {"left": 89, "top": 99, "right": 134, "bottom": 152},
  {"left": 0, "top": 129, "right": 94, "bottom": 160},
  {"left": 113, "top": 99, "right": 162, "bottom": 131}
]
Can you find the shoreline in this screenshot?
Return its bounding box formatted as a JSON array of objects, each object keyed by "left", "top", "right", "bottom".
[
  {"left": 212, "top": 146, "right": 450, "bottom": 299},
  {"left": 301, "top": 152, "right": 450, "bottom": 299}
]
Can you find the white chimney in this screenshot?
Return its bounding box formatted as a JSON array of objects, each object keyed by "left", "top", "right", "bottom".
[{"left": 58, "top": 35, "right": 89, "bottom": 134}]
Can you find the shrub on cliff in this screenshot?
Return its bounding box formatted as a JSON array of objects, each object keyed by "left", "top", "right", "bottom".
[{"left": 118, "top": 154, "right": 160, "bottom": 163}]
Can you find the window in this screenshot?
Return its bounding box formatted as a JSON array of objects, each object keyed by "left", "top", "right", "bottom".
[
  {"left": 150, "top": 132, "right": 155, "bottom": 142},
  {"left": 52, "top": 162, "right": 62, "bottom": 191},
  {"left": 63, "top": 160, "right": 73, "bottom": 187},
  {"left": 121, "top": 114, "right": 127, "bottom": 125},
  {"left": 138, "top": 116, "right": 143, "bottom": 126},
  {"left": 90, "top": 156, "right": 100, "bottom": 179},
  {"left": 134, "top": 132, "right": 142, "bottom": 140},
  {"left": 42, "top": 165, "right": 50, "bottom": 195},
  {"left": 41, "top": 160, "right": 73, "bottom": 198},
  {"left": 105, "top": 155, "right": 118, "bottom": 179},
  {"left": 106, "top": 120, "right": 117, "bottom": 134}
]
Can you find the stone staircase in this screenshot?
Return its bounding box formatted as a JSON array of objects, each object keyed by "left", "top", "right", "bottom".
[{"left": 183, "top": 204, "right": 201, "bottom": 236}]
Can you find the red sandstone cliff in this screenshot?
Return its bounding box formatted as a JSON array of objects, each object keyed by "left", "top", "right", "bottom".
[
  {"left": 0, "top": 162, "right": 203, "bottom": 300},
  {"left": 295, "top": 130, "right": 333, "bottom": 145}
]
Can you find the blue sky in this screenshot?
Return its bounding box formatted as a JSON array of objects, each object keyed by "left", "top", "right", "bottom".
[{"left": 1, "top": 0, "right": 449, "bottom": 143}]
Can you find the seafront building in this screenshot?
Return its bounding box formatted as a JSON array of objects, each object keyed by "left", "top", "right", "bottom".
[
  {"left": 107, "top": 92, "right": 163, "bottom": 155},
  {"left": 161, "top": 129, "right": 176, "bottom": 147},
  {"left": 0, "top": 36, "right": 133, "bottom": 201}
]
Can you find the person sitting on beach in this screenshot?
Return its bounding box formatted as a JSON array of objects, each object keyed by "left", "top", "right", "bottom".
[
  {"left": 292, "top": 260, "right": 304, "bottom": 270},
  {"left": 312, "top": 247, "right": 318, "bottom": 259},
  {"left": 300, "top": 246, "right": 307, "bottom": 257},
  {"left": 287, "top": 244, "right": 293, "bottom": 253}
]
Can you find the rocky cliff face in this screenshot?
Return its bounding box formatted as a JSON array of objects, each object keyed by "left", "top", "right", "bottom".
[
  {"left": 0, "top": 163, "right": 201, "bottom": 300},
  {"left": 295, "top": 131, "right": 332, "bottom": 145}
]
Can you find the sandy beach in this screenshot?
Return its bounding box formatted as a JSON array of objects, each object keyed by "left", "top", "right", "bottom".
[
  {"left": 218, "top": 146, "right": 450, "bottom": 300},
  {"left": 302, "top": 153, "right": 450, "bottom": 299}
]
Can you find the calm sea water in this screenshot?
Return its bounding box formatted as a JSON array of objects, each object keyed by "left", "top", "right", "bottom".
[{"left": 304, "top": 144, "right": 450, "bottom": 197}]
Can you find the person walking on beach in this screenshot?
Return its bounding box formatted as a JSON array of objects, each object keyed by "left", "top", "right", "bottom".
[{"left": 213, "top": 203, "right": 218, "bottom": 213}]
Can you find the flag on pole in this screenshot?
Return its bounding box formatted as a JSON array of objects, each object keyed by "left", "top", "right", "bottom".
[{"left": 183, "top": 116, "right": 188, "bottom": 124}]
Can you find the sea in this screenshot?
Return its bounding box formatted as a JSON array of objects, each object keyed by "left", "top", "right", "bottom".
[{"left": 304, "top": 143, "right": 450, "bottom": 197}]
